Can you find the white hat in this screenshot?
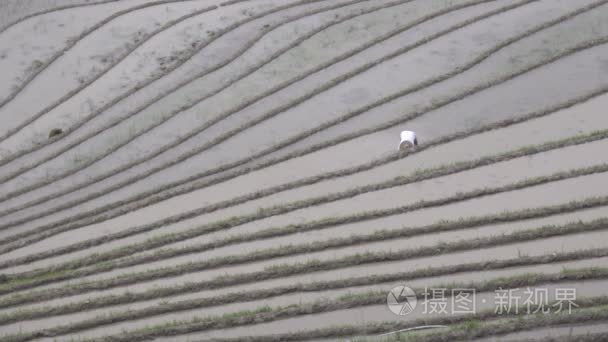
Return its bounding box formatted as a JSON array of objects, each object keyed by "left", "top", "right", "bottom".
[{"left": 399, "top": 130, "right": 418, "bottom": 150}]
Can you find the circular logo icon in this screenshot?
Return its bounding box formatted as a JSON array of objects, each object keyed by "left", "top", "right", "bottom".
[{"left": 387, "top": 285, "right": 417, "bottom": 316}]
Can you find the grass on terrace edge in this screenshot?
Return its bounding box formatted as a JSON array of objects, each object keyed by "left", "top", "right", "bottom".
[
  {"left": 2, "top": 245, "right": 608, "bottom": 325},
  {"left": 368, "top": 304, "right": 608, "bottom": 342},
  {"left": 4, "top": 126, "right": 608, "bottom": 284},
  {"left": 3, "top": 17, "right": 608, "bottom": 258},
  {"left": 3, "top": 192, "right": 608, "bottom": 308},
  {"left": 4, "top": 267, "right": 608, "bottom": 342}
]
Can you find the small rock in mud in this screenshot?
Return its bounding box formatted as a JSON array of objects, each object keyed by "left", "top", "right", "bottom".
[{"left": 49, "top": 128, "right": 63, "bottom": 138}]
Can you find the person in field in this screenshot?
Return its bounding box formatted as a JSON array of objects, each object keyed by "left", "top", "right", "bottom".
[{"left": 399, "top": 130, "right": 418, "bottom": 150}]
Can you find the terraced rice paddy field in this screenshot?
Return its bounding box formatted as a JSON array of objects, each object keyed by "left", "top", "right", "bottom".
[{"left": 1, "top": 0, "right": 608, "bottom": 340}]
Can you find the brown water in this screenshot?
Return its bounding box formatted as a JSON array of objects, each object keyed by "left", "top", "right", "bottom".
[
  {"left": 19, "top": 257, "right": 608, "bottom": 338},
  {"left": 473, "top": 320, "right": 608, "bottom": 341},
  {"left": 6, "top": 1, "right": 608, "bottom": 273},
  {"left": 142, "top": 279, "right": 608, "bottom": 342},
  {"left": 13, "top": 169, "right": 608, "bottom": 305},
  {"left": 6, "top": 91, "right": 608, "bottom": 274}
]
